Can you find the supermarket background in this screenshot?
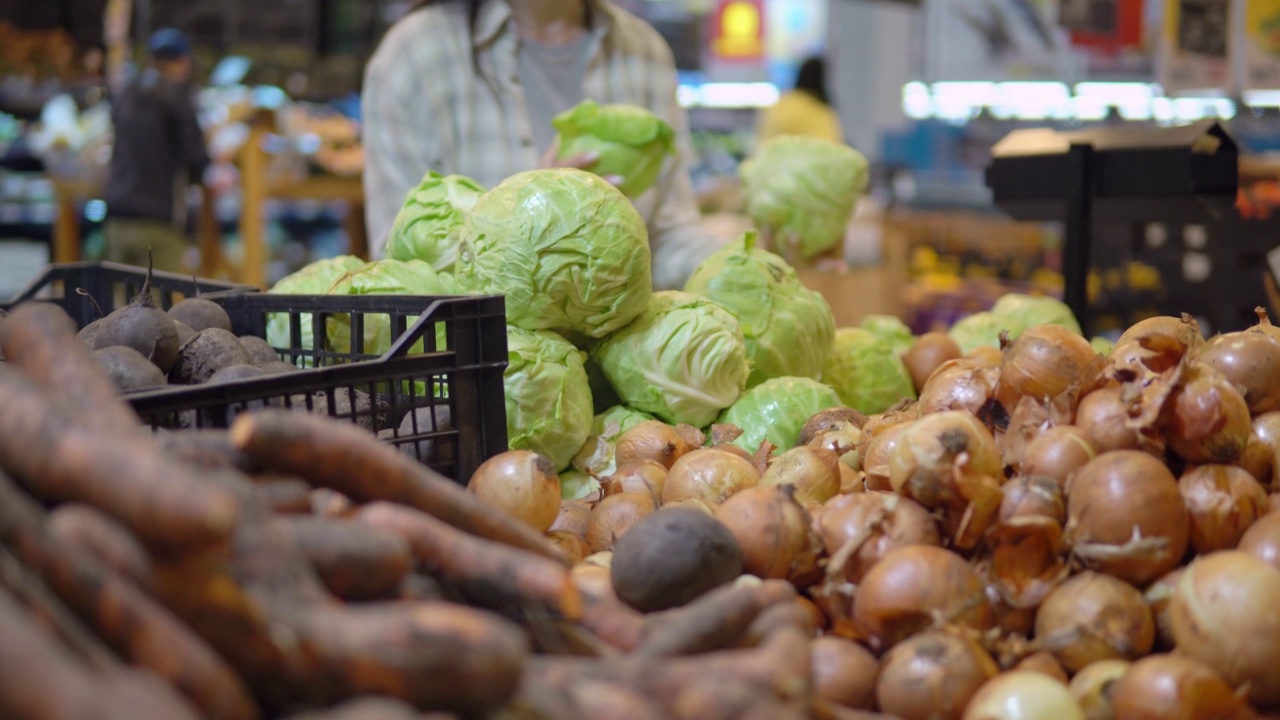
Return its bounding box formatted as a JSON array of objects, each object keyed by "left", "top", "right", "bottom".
[{"left": 2, "top": 0, "right": 1279, "bottom": 342}]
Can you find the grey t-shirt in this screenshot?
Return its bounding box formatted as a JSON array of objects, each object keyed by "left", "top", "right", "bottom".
[{"left": 518, "top": 34, "right": 591, "bottom": 154}]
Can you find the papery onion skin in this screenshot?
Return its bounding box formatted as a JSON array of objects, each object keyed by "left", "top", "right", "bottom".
[
  {"left": 1142, "top": 567, "right": 1183, "bottom": 651},
  {"left": 1075, "top": 387, "right": 1141, "bottom": 454},
  {"left": 887, "top": 411, "right": 1003, "bottom": 494},
  {"left": 962, "top": 672, "right": 1085, "bottom": 720},
  {"left": 999, "top": 475, "right": 1066, "bottom": 524},
  {"left": 1196, "top": 330, "right": 1280, "bottom": 415},
  {"left": 570, "top": 563, "right": 616, "bottom": 601},
  {"left": 760, "top": 446, "right": 842, "bottom": 505},
  {"left": 550, "top": 500, "right": 593, "bottom": 536},
  {"left": 875, "top": 631, "right": 998, "bottom": 720},
  {"left": 918, "top": 359, "right": 1001, "bottom": 417},
  {"left": 713, "top": 485, "right": 822, "bottom": 584},
  {"left": 468, "top": 450, "right": 562, "bottom": 532},
  {"left": 860, "top": 420, "right": 912, "bottom": 491},
  {"left": 1169, "top": 550, "right": 1280, "bottom": 705},
  {"left": 799, "top": 407, "right": 869, "bottom": 446},
  {"left": 999, "top": 324, "right": 1098, "bottom": 404},
  {"left": 905, "top": 332, "right": 964, "bottom": 395},
  {"left": 1243, "top": 412, "right": 1280, "bottom": 489},
  {"left": 604, "top": 459, "right": 668, "bottom": 502},
  {"left": 1110, "top": 654, "right": 1253, "bottom": 720},
  {"left": 615, "top": 420, "right": 695, "bottom": 469},
  {"left": 1065, "top": 451, "right": 1190, "bottom": 587},
  {"left": 1013, "top": 651, "right": 1069, "bottom": 684},
  {"left": 986, "top": 516, "right": 1068, "bottom": 609},
  {"left": 818, "top": 491, "right": 940, "bottom": 583},
  {"left": 1116, "top": 315, "right": 1204, "bottom": 357},
  {"left": 1019, "top": 426, "right": 1097, "bottom": 487},
  {"left": 811, "top": 635, "right": 878, "bottom": 710},
  {"left": 1033, "top": 571, "right": 1155, "bottom": 673},
  {"left": 1166, "top": 362, "right": 1251, "bottom": 465},
  {"left": 660, "top": 448, "right": 759, "bottom": 507},
  {"left": 547, "top": 530, "right": 591, "bottom": 565},
  {"left": 853, "top": 545, "right": 995, "bottom": 652},
  {"left": 1068, "top": 659, "right": 1130, "bottom": 720},
  {"left": 585, "top": 491, "right": 657, "bottom": 553},
  {"left": 1178, "top": 464, "right": 1268, "bottom": 553},
  {"left": 968, "top": 345, "right": 1003, "bottom": 369},
  {"left": 1239, "top": 511, "right": 1280, "bottom": 571},
  {"left": 1109, "top": 341, "right": 1166, "bottom": 376}
]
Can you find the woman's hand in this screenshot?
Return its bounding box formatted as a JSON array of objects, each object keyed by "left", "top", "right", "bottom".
[{"left": 537, "top": 140, "right": 623, "bottom": 186}]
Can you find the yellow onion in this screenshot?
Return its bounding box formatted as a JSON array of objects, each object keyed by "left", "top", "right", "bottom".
[
  {"left": 660, "top": 448, "right": 758, "bottom": 507},
  {"left": 584, "top": 492, "right": 657, "bottom": 553},
  {"left": 1065, "top": 451, "right": 1189, "bottom": 587},
  {"left": 1018, "top": 426, "right": 1097, "bottom": 487},
  {"left": 1075, "top": 387, "right": 1141, "bottom": 454},
  {"left": 1068, "top": 659, "right": 1130, "bottom": 720},
  {"left": 962, "top": 672, "right": 1084, "bottom": 720},
  {"left": 467, "top": 450, "right": 562, "bottom": 533},
  {"left": 1241, "top": 412, "right": 1280, "bottom": 488},
  {"left": 876, "top": 631, "right": 998, "bottom": 720},
  {"left": 1116, "top": 315, "right": 1204, "bottom": 358},
  {"left": 760, "top": 446, "right": 842, "bottom": 504},
  {"left": 602, "top": 460, "right": 667, "bottom": 503},
  {"left": 918, "top": 358, "right": 1001, "bottom": 417},
  {"left": 818, "top": 491, "right": 940, "bottom": 583},
  {"left": 1195, "top": 330, "right": 1280, "bottom": 415},
  {"left": 1168, "top": 550, "right": 1280, "bottom": 705},
  {"left": 1177, "top": 464, "right": 1268, "bottom": 553},
  {"left": 998, "top": 324, "right": 1098, "bottom": 404},
  {"left": 1109, "top": 654, "right": 1253, "bottom": 720},
  {"left": 614, "top": 420, "right": 696, "bottom": 469},
  {"left": 1166, "top": 362, "right": 1251, "bottom": 465},
  {"left": 999, "top": 476, "right": 1066, "bottom": 524},
  {"left": 713, "top": 485, "right": 822, "bottom": 584},
  {"left": 811, "top": 635, "right": 878, "bottom": 710},
  {"left": 1033, "top": 571, "right": 1154, "bottom": 673},
  {"left": 1142, "top": 568, "right": 1183, "bottom": 651},
  {"left": 853, "top": 545, "right": 994, "bottom": 652},
  {"left": 904, "top": 332, "right": 964, "bottom": 394},
  {"left": 1013, "top": 651, "right": 1069, "bottom": 684},
  {"left": 986, "top": 516, "right": 1068, "bottom": 609},
  {"left": 1239, "top": 511, "right": 1280, "bottom": 571}
]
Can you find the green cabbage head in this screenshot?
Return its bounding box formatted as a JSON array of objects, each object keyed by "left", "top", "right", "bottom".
[
  {"left": 384, "top": 170, "right": 485, "bottom": 272},
  {"left": 553, "top": 100, "right": 675, "bottom": 198},
  {"left": 947, "top": 311, "right": 1006, "bottom": 355},
  {"left": 504, "top": 326, "right": 594, "bottom": 471},
  {"left": 683, "top": 231, "right": 835, "bottom": 387},
  {"left": 740, "top": 136, "right": 869, "bottom": 259},
  {"left": 1090, "top": 336, "right": 1114, "bottom": 356},
  {"left": 860, "top": 314, "right": 914, "bottom": 356},
  {"left": 455, "top": 168, "right": 652, "bottom": 338},
  {"left": 989, "top": 293, "right": 1082, "bottom": 337},
  {"left": 325, "top": 259, "right": 458, "bottom": 356},
  {"left": 266, "top": 255, "right": 365, "bottom": 362},
  {"left": 822, "top": 327, "right": 916, "bottom": 414},
  {"left": 591, "top": 291, "right": 750, "bottom": 428},
  {"left": 719, "top": 376, "right": 843, "bottom": 453}
]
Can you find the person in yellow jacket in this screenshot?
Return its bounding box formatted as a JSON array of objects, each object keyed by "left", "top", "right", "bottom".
[{"left": 756, "top": 56, "right": 843, "bottom": 146}]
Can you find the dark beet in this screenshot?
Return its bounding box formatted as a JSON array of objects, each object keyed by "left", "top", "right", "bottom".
[
  {"left": 169, "top": 328, "right": 253, "bottom": 384},
  {"left": 92, "top": 257, "right": 180, "bottom": 372},
  {"left": 168, "top": 297, "right": 231, "bottom": 333},
  {"left": 78, "top": 317, "right": 104, "bottom": 348},
  {"left": 239, "top": 335, "right": 280, "bottom": 366},
  {"left": 395, "top": 405, "right": 454, "bottom": 464},
  {"left": 261, "top": 360, "right": 301, "bottom": 375},
  {"left": 609, "top": 507, "right": 743, "bottom": 612},
  {"left": 173, "top": 320, "right": 196, "bottom": 348},
  {"left": 91, "top": 346, "right": 168, "bottom": 393},
  {"left": 207, "top": 363, "right": 268, "bottom": 384}
]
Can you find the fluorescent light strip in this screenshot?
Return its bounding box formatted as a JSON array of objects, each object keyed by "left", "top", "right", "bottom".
[
  {"left": 900, "top": 82, "right": 1242, "bottom": 122},
  {"left": 677, "top": 82, "right": 780, "bottom": 109}
]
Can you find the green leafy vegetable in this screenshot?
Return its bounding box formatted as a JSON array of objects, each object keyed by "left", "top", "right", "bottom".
[
  {"left": 739, "top": 136, "right": 869, "bottom": 259},
  {"left": 989, "top": 293, "right": 1082, "bottom": 338},
  {"left": 591, "top": 405, "right": 656, "bottom": 440},
  {"left": 948, "top": 311, "right": 1006, "bottom": 355},
  {"left": 1090, "top": 336, "right": 1114, "bottom": 356},
  {"left": 325, "top": 259, "right": 457, "bottom": 356},
  {"left": 552, "top": 100, "right": 675, "bottom": 198},
  {"left": 591, "top": 291, "right": 750, "bottom": 428},
  {"left": 683, "top": 232, "right": 836, "bottom": 387},
  {"left": 504, "top": 326, "right": 594, "bottom": 471},
  {"left": 384, "top": 170, "right": 485, "bottom": 272},
  {"left": 860, "top": 314, "right": 914, "bottom": 356},
  {"left": 265, "top": 255, "right": 365, "bottom": 363},
  {"left": 560, "top": 469, "right": 601, "bottom": 501},
  {"left": 822, "top": 327, "right": 916, "bottom": 414},
  {"left": 455, "top": 168, "right": 652, "bottom": 339},
  {"left": 718, "top": 376, "right": 844, "bottom": 453}
]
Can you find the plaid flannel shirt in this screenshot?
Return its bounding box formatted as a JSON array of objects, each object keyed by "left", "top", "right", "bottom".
[{"left": 362, "top": 0, "right": 723, "bottom": 290}]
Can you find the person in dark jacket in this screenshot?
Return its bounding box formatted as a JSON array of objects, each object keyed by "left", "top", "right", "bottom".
[{"left": 102, "top": 28, "right": 209, "bottom": 272}]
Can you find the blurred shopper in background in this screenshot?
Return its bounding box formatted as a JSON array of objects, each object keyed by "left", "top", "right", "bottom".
[
  {"left": 362, "top": 0, "right": 724, "bottom": 290},
  {"left": 102, "top": 28, "right": 209, "bottom": 272},
  {"left": 756, "top": 56, "right": 843, "bottom": 146}
]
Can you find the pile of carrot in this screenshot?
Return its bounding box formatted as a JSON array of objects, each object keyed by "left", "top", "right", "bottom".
[{"left": 0, "top": 301, "right": 887, "bottom": 720}]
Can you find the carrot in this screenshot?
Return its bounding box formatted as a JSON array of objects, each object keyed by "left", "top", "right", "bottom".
[
  {"left": 285, "top": 601, "right": 528, "bottom": 715},
  {"left": 577, "top": 593, "right": 645, "bottom": 652},
  {"left": 0, "top": 545, "right": 116, "bottom": 670},
  {"left": 0, "top": 367, "right": 241, "bottom": 550},
  {"left": 634, "top": 579, "right": 797, "bottom": 659},
  {"left": 356, "top": 502, "right": 582, "bottom": 621},
  {"left": 256, "top": 479, "right": 315, "bottom": 515},
  {"left": 397, "top": 571, "right": 445, "bottom": 602},
  {"left": 0, "top": 302, "right": 142, "bottom": 435},
  {"left": 0, "top": 475, "right": 262, "bottom": 720},
  {"left": 276, "top": 516, "right": 413, "bottom": 601},
  {"left": 230, "top": 410, "right": 563, "bottom": 561},
  {"left": 47, "top": 503, "right": 153, "bottom": 590},
  {"left": 155, "top": 429, "right": 258, "bottom": 473},
  {"left": 278, "top": 697, "right": 423, "bottom": 720}
]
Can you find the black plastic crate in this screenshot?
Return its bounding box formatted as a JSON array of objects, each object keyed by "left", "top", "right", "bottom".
[
  {"left": 0, "top": 262, "right": 257, "bottom": 326},
  {"left": 4, "top": 269, "right": 510, "bottom": 484}
]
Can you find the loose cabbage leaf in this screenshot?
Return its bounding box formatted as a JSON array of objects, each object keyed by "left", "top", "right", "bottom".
[
  {"left": 740, "top": 136, "right": 869, "bottom": 260},
  {"left": 822, "top": 327, "right": 916, "bottom": 414},
  {"left": 455, "top": 168, "right": 652, "bottom": 339},
  {"left": 719, "top": 376, "right": 844, "bottom": 453},
  {"left": 553, "top": 100, "right": 675, "bottom": 198},
  {"left": 505, "top": 326, "right": 594, "bottom": 472},
  {"left": 684, "top": 231, "right": 836, "bottom": 387},
  {"left": 384, "top": 170, "right": 485, "bottom": 272},
  {"left": 591, "top": 290, "right": 750, "bottom": 428}
]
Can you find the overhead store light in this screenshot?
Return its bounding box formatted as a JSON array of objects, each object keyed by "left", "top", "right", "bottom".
[
  {"left": 901, "top": 82, "right": 1237, "bottom": 124},
  {"left": 678, "top": 82, "right": 780, "bottom": 109}
]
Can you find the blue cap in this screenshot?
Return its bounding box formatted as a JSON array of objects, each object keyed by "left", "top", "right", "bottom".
[{"left": 148, "top": 28, "right": 191, "bottom": 59}]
